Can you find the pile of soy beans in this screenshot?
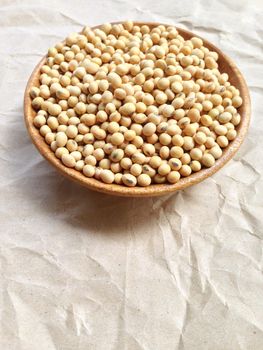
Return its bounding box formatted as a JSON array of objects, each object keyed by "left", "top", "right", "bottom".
[{"left": 30, "top": 21, "right": 242, "bottom": 187}]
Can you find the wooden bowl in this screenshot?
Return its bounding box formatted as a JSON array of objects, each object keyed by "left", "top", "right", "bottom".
[{"left": 24, "top": 22, "right": 251, "bottom": 197}]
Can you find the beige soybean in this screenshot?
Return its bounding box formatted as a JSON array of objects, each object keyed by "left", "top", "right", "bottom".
[
  {"left": 209, "top": 145, "right": 222, "bottom": 159},
  {"left": 217, "top": 135, "right": 229, "bottom": 148},
  {"left": 158, "top": 163, "right": 171, "bottom": 176},
  {"left": 100, "top": 169, "right": 115, "bottom": 184},
  {"left": 67, "top": 139, "right": 78, "bottom": 152},
  {"left": 111, "top": 132, "right": 124, "bottom": 146},
  {"left": 167, "top": 171, "right": 180, "bottom": 184},
  {"left": 201, "top": 153, "right": 215, "bottom": 167},
  {"left": 190, "top": 160, "right": 201, "bottom": 172},
  {"left": 110, "top": 148, "right": 124, "bottom": 162},
  {"left": 34, "top": 115, "right": 46, "bottom": 128},
  {"left": 56, "top": 132, "right": 68, "bottom": 147},
  {"left": 180, "top": 164, "right": 192, "bottom": 177},
  {"left": 168, "top": 158, "right": 182, "bottom": 171},
  {"left": 137, "top": 174, "right": 151, "bottom": 186},
  {"left": 142, "top": 165, "right": 156, "bottom": 178},
  {"left": 61, "top": 154, "right": 76, "bottom": 167},
  {"left": 83, "top": 164, "right": 95, "bottom": 177},
  {"left": 130, "top": 163, "right": 142, "bottom": 176},
  {"left": 122, "top": 174, "right": 137, "bottom": 186},
  {"left": 190, "top": 148, "right": 203, "bottom": 160},
  {"left": 159, "top": 146, "right": 170, "bottom": 159},
  {"left": 66, "top": 125, "right": 78, "bottom": 138}
]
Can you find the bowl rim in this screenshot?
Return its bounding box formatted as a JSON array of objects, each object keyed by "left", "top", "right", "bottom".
[{"left": 24, "top": 22, "right": 251, "bottom": 197}]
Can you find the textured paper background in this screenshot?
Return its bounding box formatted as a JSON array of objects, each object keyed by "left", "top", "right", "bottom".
[{"left": 0, "top": 0, "right": 263, "bottom": 349}]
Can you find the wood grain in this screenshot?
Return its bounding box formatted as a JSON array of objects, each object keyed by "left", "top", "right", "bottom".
[{"left": 24, "top": 22, "right": 251, "bottom": 197}]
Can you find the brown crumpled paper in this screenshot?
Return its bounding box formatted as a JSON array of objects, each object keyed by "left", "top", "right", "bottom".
[{"left": 0, "top": 0, "right": 263, "bottom": 349}]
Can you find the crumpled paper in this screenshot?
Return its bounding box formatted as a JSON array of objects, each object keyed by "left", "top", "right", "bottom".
[{"left": 0, "top": 0, "right": 263, "bottom": 349}]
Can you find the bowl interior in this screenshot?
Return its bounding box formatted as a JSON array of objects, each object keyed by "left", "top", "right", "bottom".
[{"left": 24, "top": 22, "right": 251, "bottom": 197}]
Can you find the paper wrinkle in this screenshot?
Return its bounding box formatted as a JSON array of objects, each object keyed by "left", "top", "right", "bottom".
[{"left": 1, "top": 0, "right": 263, "bottom": 349}]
